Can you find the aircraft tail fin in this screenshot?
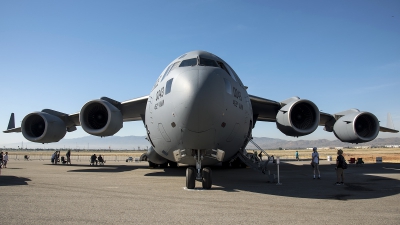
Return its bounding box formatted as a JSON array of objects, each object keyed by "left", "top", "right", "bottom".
[{"left": 7, "top": 113, "right": 16, "bottom": 130}]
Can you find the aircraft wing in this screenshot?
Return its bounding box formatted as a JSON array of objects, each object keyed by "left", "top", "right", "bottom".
[
  {"left": 3, "top": 127, "right": 22, "bottom": 133},
  {"left": 249, "top": 95, "right": 281, "bottom": 122},
  {"left": 379, "top": 126, "right": 399, "bottom": 133},
  {"left": 120, "top": 96, "right": 149, "bottom": 122},
  {"left": 250, "top": 94, "right": 336, "bottom": 126},
  {"left": 3, "top": 96, "right": 149, "bottom": 133},
  {"left": 249, "top": 94, "right": 398, "bottom": 133}
]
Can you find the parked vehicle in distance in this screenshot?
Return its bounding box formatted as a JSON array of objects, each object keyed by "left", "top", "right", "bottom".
[{"left": 126, "top": 156, "right": 133, "bottom": 162}]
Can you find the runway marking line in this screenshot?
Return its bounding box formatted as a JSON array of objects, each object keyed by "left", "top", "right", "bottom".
[{"left": 183, "top": 187, "right": 205, "bottom": 191}]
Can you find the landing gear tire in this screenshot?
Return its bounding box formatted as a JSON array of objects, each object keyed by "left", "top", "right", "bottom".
[
  {"left": 202, "top": 167, "right": 212, "bottom": 189},
  {"left": 168, "top": 161, "right": 178, "bottom": 168},
  {"left": 148, "top": 161, "right": 157, "bottom": 168},
  {"left": 231, "top": 158, "right": 242, "bottom": 168},
  {"left": 222, "top": 161, "right": 230, "bottom": 168},
  {"left": 186, "top": 167, "right": 195, "bottom": 189},
  {"left": 160, "top": 162, "right": 169, "bottom": 168},
  {"left": 139, "top": 153, "right": 148, "bottom": 161}
]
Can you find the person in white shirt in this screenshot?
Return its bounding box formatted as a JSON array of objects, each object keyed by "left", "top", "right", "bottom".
[{"left": 311, "top": 147, "right": 320, "bottom": 179}]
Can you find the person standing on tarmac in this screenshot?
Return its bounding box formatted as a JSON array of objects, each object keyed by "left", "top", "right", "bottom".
[
  {"left": 336, "top": 149, "right": 345, "bottom": 185},
  {"left": 3, "top": 152, "right": 8, "bottom": 168},
  {"left": 66, "top": 150, "right": 71, "bottom": 165},
  {"left": 0, "top": 151, "right": 3, "bottom": 168},
  {"left": 312, "top": 147, "right": 321, "bottom": 179}
]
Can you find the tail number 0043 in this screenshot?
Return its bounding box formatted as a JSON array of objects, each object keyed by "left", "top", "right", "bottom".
[
  {"left": 156, "top": 87, "right": 165, "bottom": 101},
  {"left": 233, "top": 87, "right": 242, "bottom": 101}
]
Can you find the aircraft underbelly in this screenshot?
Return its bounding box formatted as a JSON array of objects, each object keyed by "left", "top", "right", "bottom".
[{"left": 181, "top": 128, "right": 216, "bottom": 149}]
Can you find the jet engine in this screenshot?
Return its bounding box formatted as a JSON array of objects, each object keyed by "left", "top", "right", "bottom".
[
  {"left": 80, "top": 99, "right": 123, "bottom": 136},
  {"left": 333, "top": 111, "right": 379, "bottom": 143},
  {"left": 146, "top": 146, "right": 168, "bottom": 165},
  {"left": 21, "top": 112, "right": 66, "bottom": 143},
  {"left": 276, "top": 98, "right": 320, "bottom": 136}
]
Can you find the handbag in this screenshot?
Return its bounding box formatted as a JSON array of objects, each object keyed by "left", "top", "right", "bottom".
[{"left": 342, "top": 159, "right": 348, "bottom": 169}]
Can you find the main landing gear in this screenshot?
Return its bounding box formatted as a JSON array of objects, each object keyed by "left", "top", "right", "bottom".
[{"left": 186, "top": 149, "right": 212, "bottom": 189}]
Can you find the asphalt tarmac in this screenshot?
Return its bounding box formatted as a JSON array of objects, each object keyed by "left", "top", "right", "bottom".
[{"left": 1, "top": 159, "right": 400, "bottom": 224}]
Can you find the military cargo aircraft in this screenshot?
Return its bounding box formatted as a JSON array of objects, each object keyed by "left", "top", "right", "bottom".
[{"left": 4, "top": 50, "right": 398, "bottom": 189}]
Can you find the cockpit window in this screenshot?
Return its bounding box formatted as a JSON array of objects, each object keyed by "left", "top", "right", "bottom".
[
  {"left": 226, "top": 64, "right": 241, "bottom": 84},
  {"left": 218, "top": 61, "right": 236, "bottom": 81},
  {"left": 199, "top": 57, "right": 218, "bottom": 67},
  {"left": 179, "top": 58, "right": 197, "bottom": 67},
  {"left": 161, "top": 61, "right": 180, "bottom": 81},
  {"left": 165, "top": 78, "right": 173, "bottom": 95}
]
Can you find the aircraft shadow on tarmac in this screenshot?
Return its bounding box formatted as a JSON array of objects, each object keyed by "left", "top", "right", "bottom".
[
  {"left": 0, "top": 175, "right": 31, "bottom": 186},
  {"left": 58, "top": 164, "right": 149, "bottom": 173},
  {"left": 49, "top": 162, "right": 400, "bottom": 200},
  {"left": 145, "top": 162, "right": 400, "bottom": 201}
]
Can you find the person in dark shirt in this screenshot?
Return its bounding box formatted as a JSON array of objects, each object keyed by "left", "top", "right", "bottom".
[
  {"left": 0, "top": 151, "right": 3, "bottom": 168},
  {"left": 66, "top": 150, "right": 71, "bottom": 165},
  {"left": 98, "top": 155, "right": 104, "bottom": 164},
  {"left": 336, "top": 149, "right": 345, "bottom": 185},
  {"left": 90, "top": 154, "right": 98, "bottom": 166}
]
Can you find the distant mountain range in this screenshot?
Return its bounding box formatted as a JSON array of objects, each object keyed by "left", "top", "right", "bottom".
[
  {"left": 6, "top": 136, "right": 400, "bottom": 150},
  {"left": 248, "top": 137, "right": 400, "bottom": 149}
]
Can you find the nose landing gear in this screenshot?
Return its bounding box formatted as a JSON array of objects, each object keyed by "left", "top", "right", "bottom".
[{"left": 185, "top": 149, "right": 213, "bottom": 189}]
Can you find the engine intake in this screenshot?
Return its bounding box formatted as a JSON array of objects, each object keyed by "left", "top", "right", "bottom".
[
  {"left": 333, "top": 111, "right": 379, "bottom": 143},
  {"left": 276, "top": 99, "right": 320, "bottom": 136},
  {"left": 22, "top": 112, "right": 66, "bottom": 143},
  {"left": 80, "top": 99, "right": 123, "bottom": 136}
]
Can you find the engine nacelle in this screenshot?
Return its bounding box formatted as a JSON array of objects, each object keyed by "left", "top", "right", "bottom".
[
  {"left": 276, "top": 99, "right": 320, "bottom": 136},
  {"left": 22, "top": 112, "right": 66, "bottom": 143},
  {"left": 80, "top": 99, "right": 123, "bottom": 136},
  {"left": 333, "top": 111, "right": 379, "bottom": 143},
  {"left": 146, "top": 146, "right": 168, "bottom": 165}
]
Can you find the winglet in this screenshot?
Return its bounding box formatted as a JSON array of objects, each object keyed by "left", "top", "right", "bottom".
[
  {"left": 379, "top": 113, "right": 398, "bottom": 133},
  {"left": 387, "top": 113, "right": 395, "bottom": 129},
  {"left": 7, "top": 113, "right": 16, "bottom": 130}
]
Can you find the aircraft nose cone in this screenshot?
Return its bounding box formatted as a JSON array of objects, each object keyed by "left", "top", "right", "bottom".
[{"left": 173, "top": 68, "right": 224, "bottom": 132}]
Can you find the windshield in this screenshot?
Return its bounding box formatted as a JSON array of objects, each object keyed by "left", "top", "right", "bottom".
[
  {"left": 179, "top": 58, "right": 197, "bottom": 67},
  {"left": 199, "top": 57, "right": 218, "bottom": 67}
]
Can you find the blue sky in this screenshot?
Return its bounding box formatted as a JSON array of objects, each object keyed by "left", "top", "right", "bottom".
[{"left": 1, "top": 0, "right": 399, "bottom": 147}]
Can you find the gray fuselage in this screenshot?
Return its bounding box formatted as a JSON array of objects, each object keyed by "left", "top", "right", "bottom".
[{"left": 145, "top": 51, "right": 252, "bottom": 166}]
